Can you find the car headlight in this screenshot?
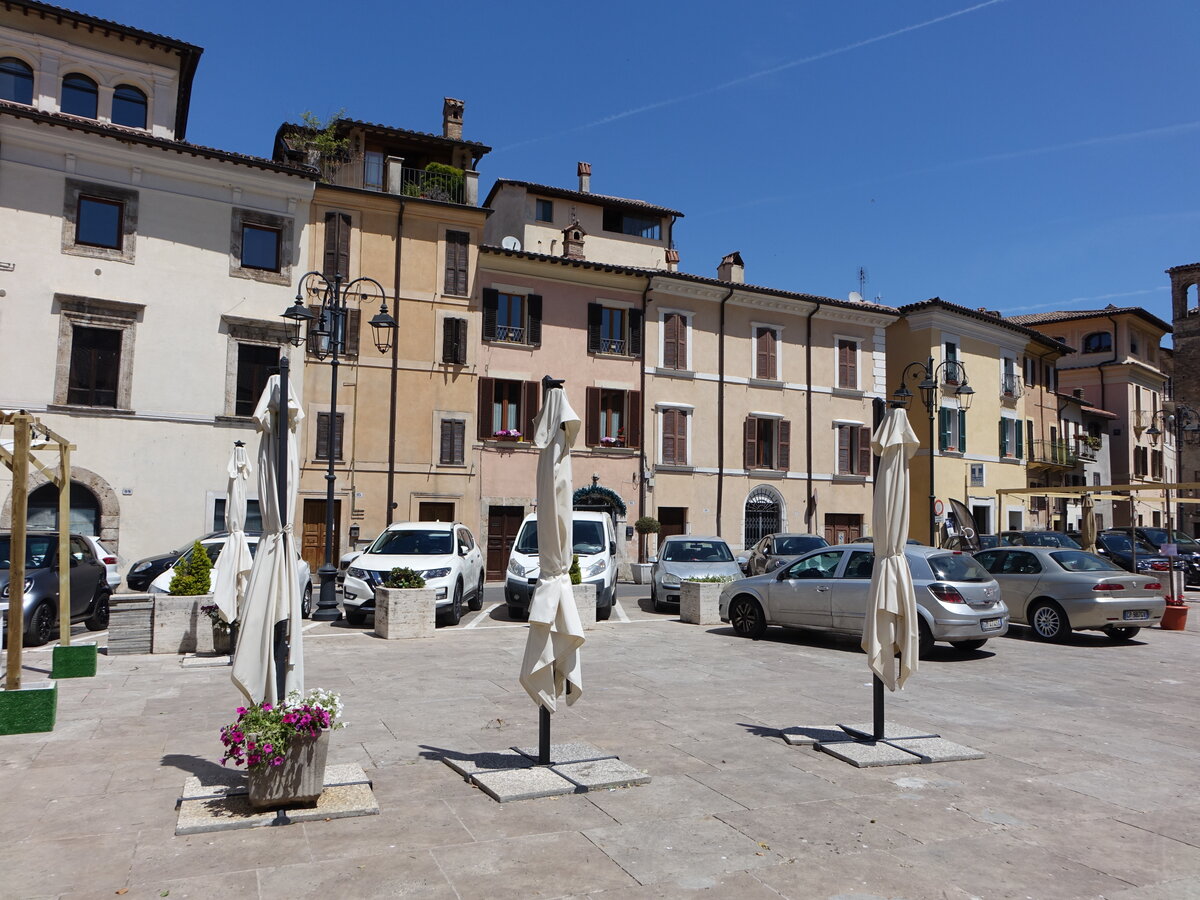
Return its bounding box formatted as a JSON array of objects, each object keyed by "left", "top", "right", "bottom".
[
  {"left": 422, "top": 567, "right": 451, "bottom": 580},
  {"left": 508, "top": 559, "right": 530, "bottom": 577},
  {"left": 130, "top": 560, "right": 152, "bottom": 574},
  {"left": 661, "top": 573, "right": 680, "bottom": 587},
  {"left": 583, "top": 559, "right": 606, "bottom": 578},
  {"left": 1, "top": 578, "right": 34, "bottom": 599},
  {"left": 347, "top": 567, "right": 367, "bottom": 578}
]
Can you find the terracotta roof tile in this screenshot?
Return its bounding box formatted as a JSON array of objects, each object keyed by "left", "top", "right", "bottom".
[
  {"left": 1007, "top": 306, "right": 1172, "bottom": 334},
  {"left": 484, "top": 179, "right": 684, "bottom": 218}
]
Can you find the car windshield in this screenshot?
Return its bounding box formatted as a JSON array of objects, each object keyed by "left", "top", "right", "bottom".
[
  {"left": 661, "top": 540, "right": 733, "bottom": 562},
  {"left": 772, "top": 536, "right": 826, "bottom": 556},
  {"left": 1140, "top": 528, "right": 1200, "bottom": 549},
  {"left": 0, "top": 534, "right": 59, "bottom": 569},
  {"left": 1049, "top": 550, "right": 1122, "bottom": 572},
  {"left": 513, "top": 521, "right": 607, "bottom": 556},
  {"left": 927, "top": 553, "right": 991, "bottom": 582},
  {"left": 369, "top": 530, "right": 453, "bottom": 555},
  {"left": 1102, "top": 534, "right": 1158, "bottom": 554}
]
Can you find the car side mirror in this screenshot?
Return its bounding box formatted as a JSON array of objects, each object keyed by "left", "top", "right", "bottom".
[
  {"left": 609, "top": 541, "right": 616, "bottom": 555},
  {"left": 648, "top": 556, "right": 657, "bottom": 564}
]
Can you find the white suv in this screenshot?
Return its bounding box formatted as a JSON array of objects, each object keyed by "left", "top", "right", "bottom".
[
  {"left": 341, "top": 522, "right": 485, "bottom": 627},
  {"left": 504, "top": 511, "right": 617, "bottom": 620}
]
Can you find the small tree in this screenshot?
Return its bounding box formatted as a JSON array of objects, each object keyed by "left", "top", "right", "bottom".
[
  {"left": 297, "top": 109, "right": 350, "bottom": 177},
  {"left": 169, "top": 540, "right": 212, "bottom": 596},
  {"left": 634, "top": 516, "right": 661, "bottom": 563},
  {"left": 569, "top": 554, "right": 582, "bottom": 585}
]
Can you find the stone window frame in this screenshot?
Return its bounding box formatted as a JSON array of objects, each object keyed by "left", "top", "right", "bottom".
[
  {"left": 229, "top": 208, "right": 294, "bottom": 286},
  {"left": 52, "top": 293, "right": 144, "bottom": 412},
  {"left": 62, "top": 179, "right": 138, "bottom": 264},
  {"left": 220, "top": 315, "right": 291, "bottom": 420}
]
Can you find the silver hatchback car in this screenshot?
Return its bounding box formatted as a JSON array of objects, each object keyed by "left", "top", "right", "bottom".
[{"left": 719, "top": 544, "right": 1009, "bottom": 656}]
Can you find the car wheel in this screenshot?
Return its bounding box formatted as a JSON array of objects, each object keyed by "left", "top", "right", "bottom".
[
  {"left": 344, "top": 608, "right": 367, "bottom": 628},
  {"left": 467, "top": 576, "right": 483, "bottom": 611},
  {"left": 1103, "top": 625, "right": 1140, "bottom": 641},
  {"left": 950, "top": 638, "right": 987, "bottom": 652},
  {"left": 729, "top": 596, "right": 766, "bottom": 639},
  {"left": 918, "top": 618, "right": 934, "bottom": 659},
  {"left": 24, "top": 600, "right": 55, "bottom": 647},
  {"left": 84, "top": 593, "right": 110, "bottom": 631},
  {"left": 443, "top": 582, "right": 463, "bottom": 626},
  {"left": 301, "top": 584, "right": 313, "bottom": 619},
  {"left": 507, "top": 603, "right": 529, "bottom": 621},
  {"left": 1029, "top": 600, "right": 1070, "bottom": 641},
  {"left": 651, "top": 584, "right": 667, "bottom": 613},
  {"left": 597, "top": 596, "right": 613, "bottom": 621}
]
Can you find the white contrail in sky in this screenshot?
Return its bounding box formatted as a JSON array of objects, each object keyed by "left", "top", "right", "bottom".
[{"left": 497, "top": 0, "right": 1007, "bottom": 153}]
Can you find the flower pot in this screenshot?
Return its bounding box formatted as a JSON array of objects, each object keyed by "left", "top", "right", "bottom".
[
  {"left": 212, "top": 624, "right": 231, "bottom": 654},
  {"left": 631, "top": 563, "right": 653, "bottom": 585},
  {"left": 246, "top": 729, "right": 330, "bottom": 808},
  {"left": 1160, "top": 603, "right": 1189, "bottom": 631}
]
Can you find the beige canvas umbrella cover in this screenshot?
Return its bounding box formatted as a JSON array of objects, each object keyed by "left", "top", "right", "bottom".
[
  {"left": 211, "top": 443, "right": 253, "bottom": 625},
  {"left": 232, "top": 374, "right": 305, "bottom": 705},
  {"left": 861, "top": 406, "right": 921, "bottom": 691},
  {"left": 1080, "top": 493, "right": 1098, "bottom": 553},
  {"left": 519, "top": 386, "right": 585, "bottom": 711}
]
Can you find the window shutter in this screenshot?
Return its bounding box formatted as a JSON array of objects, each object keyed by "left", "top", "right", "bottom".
[
  {"left": 453, "top": 420, "right": 465, "bottom": 464},
  {"left": 663, "top": 314, "right": 678, "bottom": 369},
  {"left": 322, "top": 211, "right": 351, "bottom": 281},
  {"left": 858, "top": 425, "right": 872, "bottom": 475},
  {"left": 482, "top": 289, "right": 498, "bottom": 341},
  {"left": 456, "top": 317, "right": 468, "bottom": 364},
  {"left": 958, "top": 410, "right": 967, "bottom": 453},
  {"left": 767, "top": 331, "right": 777, "bottom": 379},
  {"left": 778, "top": 419, "right": 791, "bottom": 470},
  {"left": 939, "top": 408, "right": 951, "bottom": 452},
  {"left": 586, "top": 387, "right": 601, "bottom": 446},
  {"left": 587, "top": 303, "right": 602, "bottom": 353},
  {"left": 1014, "top": 419, "right": 1023, "bottom": 459},
  {"left": 318, "top": 412, "right": 344, "bottom": 460},
  {"left": 662, "top": 409, "right": 676, "bottom": 463},
  {"left": 999, "top": 419, "right": 1007, "bottom": 456},
  {"left": 527, "top": 294, "right": 543, "bottom": 345},
  {"left": 756, "top": 329, "right": 769, "bottom": 379},
  {"left": 442, "top": 317, "right": 456, "bottom": 363},
  {"left": 626, "top": 390, "right": 642, "bottom": 448},
  {"left": 522, "top": 380, "right": 540, "bottom": 438},
  {"left": 342, "top": 308, "right": 361, "bottom": 357},
  {"left": 676, "top": 409, "right": 688, "bottom": 463},
  {"left": 445, "top": 230, "right": 469, "bottom": 296},
  {"left": 838, "top": 425, "right": 851, "bottom": 474},
  {"left": 477, "top": 377, "right": 494, "bottom": 440},
  {"left": 440, "top": 419, "right": 453, "bottom": 464},
  {"left": 744, "top": 417, "right": 758, "bottom": 469},
  {"left": 628, "top": 308, "right": 643, "bottom": 357}
]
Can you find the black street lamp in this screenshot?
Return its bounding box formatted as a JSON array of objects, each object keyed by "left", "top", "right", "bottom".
[
  {"left": 1144, "top": 402, "right": 1200, "bottom": 598},
  {"left": 282, "top": 272, "right": 397, "bottom": 621},
  {"left": 891, "top": 356, "right": 974, "bottom": 546}
]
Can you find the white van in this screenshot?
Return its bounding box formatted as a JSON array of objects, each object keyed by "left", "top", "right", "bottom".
[{"left": 504, "top": 510, "right": 617, "bottom": 620}]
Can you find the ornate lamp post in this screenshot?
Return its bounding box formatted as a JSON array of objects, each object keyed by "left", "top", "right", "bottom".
[
  {"left": 891, "top": 357, "right": 974, "bottom": 546},
  {"left": 282, "top": 272, "right": 397, "bottom": 620},
  {"left": 1144, "top": 402, "right": 1200, "bottom": 599}
]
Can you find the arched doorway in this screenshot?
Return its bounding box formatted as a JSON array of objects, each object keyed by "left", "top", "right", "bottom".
[
  {"left": 27, "top": 481, "right": 101, "bottom": 535},
  {"left": 572, "top": 484, "right": 627, "bottom": 524},
  {"left": 744, "top": 485, "right": 784, "bottom": 546}
]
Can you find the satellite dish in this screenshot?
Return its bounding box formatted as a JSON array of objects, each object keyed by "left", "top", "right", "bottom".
[
  {"left": 848, "top": 291, "right": 863, "bottom": 303},
  {"left": 501, "top": 236, "right": 521, "bottom": 251}
]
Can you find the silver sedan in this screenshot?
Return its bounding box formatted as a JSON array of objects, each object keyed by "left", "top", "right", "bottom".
[
  {"left": 972, "top": 546, "right": 1166, "bottom": 641},
  {"left": 719, "top": 544, "right": 1008, "bottom": 657}
]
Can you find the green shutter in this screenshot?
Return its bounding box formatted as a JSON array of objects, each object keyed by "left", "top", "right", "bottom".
[
  {"left": 939, "top": 408, "right": 951, "bottom": 452},
  {"left": 958, "top": 409, "right": 967, "bottom": 453},
  {"left": 999, "top": 419, "right": 1007, "bottom": 456},
  {"left": 1015, "top": 421, "right": 1023, "bottom": 460}
]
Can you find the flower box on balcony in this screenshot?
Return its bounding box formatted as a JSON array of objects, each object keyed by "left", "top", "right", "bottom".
[{"left": 493, "top": 430, "right": 522, "bottom": 443}]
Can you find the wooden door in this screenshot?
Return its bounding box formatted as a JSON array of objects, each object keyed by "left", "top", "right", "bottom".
[
  {"left": 658, "top": 507, "right": 687, "bottom": 541},
  {"left": 486, "top": 505, "right": 524, "bottom": 580},
  {"left": 419, "top": 501, "right": 456, "bottom": 522},
  {"left": 302, "top": 499, "right": 341, "bottom": 573},
  {"left": 823, "top": 513, "right": 862, "bottom": 545}
]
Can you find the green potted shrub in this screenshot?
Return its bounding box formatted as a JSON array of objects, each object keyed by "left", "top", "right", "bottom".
[
  {"left": 169, "top": 540, "right": 212, "bottom": 596},
  {"left": 633, "top": 516, "right": 661, "bottom": 581}
]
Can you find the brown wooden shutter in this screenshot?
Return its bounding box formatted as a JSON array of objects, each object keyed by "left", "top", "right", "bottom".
[
  {"left": 342, "top": 308, "right": 361, "bottom": 357},
  {"left": 662, "top": 409, "right": 676, "bottom": 463},
  {"left": 482, "top": 289, "right": 498, "bottom": 340},
  {"left": 454, "top": 317, "right": 468, "bottom": 364},
  {"left": 756, "top": 328, "right": 776, "bottom": 379},
  {"left": 527, "top": 294, "right": 543, "bottom": 345},
  {"left": 453, "top": 419, "right": 465, "bottom": 464},
  {"left": 628, "top": 309, "right": 643, "bottom": 356},
  {"left": 445, "top": 230, "right": 468, "bottom": 296},
  {"left": 439, "top": 419, "right": 453, "bottom": 464},
  {"left": 587, "top": 303, "right": 602, "bottom": 352},
  {"left": 477, "top": 377, "right": 494, "bottom": 440},
  {"left": 778, "top": 419, "right": 791, "bottom": 470},
  {"left": 857, "top": 425, "right": 872, "bottom": 475},
  {"left": 663, "top": 313, "right": 678, "bottom": 369},
  {"left": 317, "top": 412, "right": 344, "bottom": 460},
  {"left": 676, "top": 409, "right": 688, "bottom": 463},
  {"left": 586, "top": 387, "right": 601, "bottom": 447},
  {"left": 625, "top": 390, "right": 642, "bottom": 448},
  {"left": 442, "top": 317, "right": 456, "bottom": 363},
  {"left": 744, "top": 417, "right": 758, "bottom": 468},
  {"left": 838, "top": 425, "right": 850, "bottom": 474},
  {"left": 323, "top": 211, "right": 351, "bottom": 281},
  {"left": 522, "top": 380, "right": 540, "bottom": 438}
]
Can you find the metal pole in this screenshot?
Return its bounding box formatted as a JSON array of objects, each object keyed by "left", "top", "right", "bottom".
[
  {"left": 872, "top": 674, "right": 885, "bottom": 741},
  {"left": 274, "top": 355, "right": 291, "bottom": 701},
  {"left": 57, "top": 443, "right": 71, "bottom": 647},
  {"left": 313, "top": 275, "right": 343, "bottom": 621},
  {"left": 538, "top": 705, "right": 551, "bottom": 765}
]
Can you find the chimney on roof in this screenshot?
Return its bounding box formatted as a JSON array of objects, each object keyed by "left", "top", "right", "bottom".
[
  {"left": 977, "top": 307, "right": 1001, "bottom": 317},
  {"left": 578, "top": 161, "right": 591, "bottom": 193},
  {"left": 442, "top": 97, "right": 464, "bottom": 140},
  {"left": 563, "top": 220, "right": 586, "bottom": 261},
  {"left": 718, "top": 252, "right": 745, "bottom": 284},
  {"left": 665, "top": 248, "right": 680, "bottom": 273}
]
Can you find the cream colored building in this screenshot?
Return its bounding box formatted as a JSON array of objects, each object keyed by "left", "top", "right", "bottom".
[{"left": 0, "top": 2, "right": 314, "bottom": 571}]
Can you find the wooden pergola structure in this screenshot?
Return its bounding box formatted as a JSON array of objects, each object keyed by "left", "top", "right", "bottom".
[{"left": 1, "top": 410, "right": 75, "bottom": 690}]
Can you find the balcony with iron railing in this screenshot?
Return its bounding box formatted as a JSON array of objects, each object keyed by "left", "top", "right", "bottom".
[
  {"left": 1001, "top": 373, "right": 1023, "bottom": 399},
  {"left": 494, "top": 325, "right": 526, "bottom": 343},
  {"left": 941, "top": 360, "right": 966, "bottom": 385},
  {"left": 319, "top": 151, "right": 476, "bottom": 205},
  {"left": 1029, "top": 439, "right": 1079, "bottom": 468}
]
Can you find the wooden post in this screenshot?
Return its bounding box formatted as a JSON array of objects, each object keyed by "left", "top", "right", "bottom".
[
  {"left": 7, "top": 414, "right": 31, "bottom": 690},
  {"left": 57, "top": 443, "right": 71, "bottom": 647}
]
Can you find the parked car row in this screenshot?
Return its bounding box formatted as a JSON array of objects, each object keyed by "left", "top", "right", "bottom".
[{"left": 1, "top": 532, "right": 111, "bottom": 646}]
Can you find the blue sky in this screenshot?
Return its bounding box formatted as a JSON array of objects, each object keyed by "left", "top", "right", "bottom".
[{"left": 89, "top": 0, "right": 1198, "bottom": 332}]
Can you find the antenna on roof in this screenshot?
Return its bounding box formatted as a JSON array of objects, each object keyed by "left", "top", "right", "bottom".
[{"left": 858, "top": 266, "right": 868, "bottom": 298}]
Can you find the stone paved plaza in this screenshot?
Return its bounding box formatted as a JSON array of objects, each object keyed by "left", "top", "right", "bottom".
[{"left": 2, "top": 586, "right": 1199, "bottom": 899}]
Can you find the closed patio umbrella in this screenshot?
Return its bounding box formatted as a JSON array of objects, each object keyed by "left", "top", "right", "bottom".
[
  {"left": 862, "top": 406, "right": 921, "bottom": 697},
  {"left": 211, "top": 442, "right": 253, "bottom": 626},
  {"left": 519, "top": 379, "right": 585, "bottom": 716},
  {"left": 1080, "top": 493, "right": 1098, "bottom": 554},
  {"left": 232, "top": 373, "right": 304, "bottom": 705}
]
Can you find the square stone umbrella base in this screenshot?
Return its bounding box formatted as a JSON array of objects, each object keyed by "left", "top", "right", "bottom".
[
  {"left": 781, "top": 721, "right": 985, "bottom": 768},
  {"left": 175, "top": 763, "right": 378, "bottom": 834},
  {"left": 442, "top": 742, "right": 650, "bottom": 803}
]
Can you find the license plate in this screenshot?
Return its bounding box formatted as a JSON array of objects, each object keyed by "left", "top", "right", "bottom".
[
  {"left": 1123, "top": 609, "right": 1150, "bottom": 621},
  {"left": 981, "top": 617, "right": 1004, "bottom": 632}
]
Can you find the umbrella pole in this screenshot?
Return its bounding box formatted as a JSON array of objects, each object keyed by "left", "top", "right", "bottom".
[
  {"left": 538, "top": 705, "right": 551, "bottom": 765},
  {"left": 274, "top": 355, "right": 291, "bottom": 703},
  {"left": 872, "top": 675, "right": 885, "bottom": 741}
]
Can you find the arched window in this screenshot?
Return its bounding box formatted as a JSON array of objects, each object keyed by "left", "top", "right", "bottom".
[
  {"left": 0, "top": 57, "right": 33, "bottom": 105},
  {"left": 27, "top": 481, "right": 101, "bottom": 535},
  {"left": 61, "top": 72, "right": 98, "bottom": 118},
  {"left": 744, "top": 486, "right": 784, "bottom": 546},
  {"left": 111, "top": 83, "right": 147, "bottom": 128},
  {"left": 1082, "top": 331, "right": 1112, "bottom": 354}
]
